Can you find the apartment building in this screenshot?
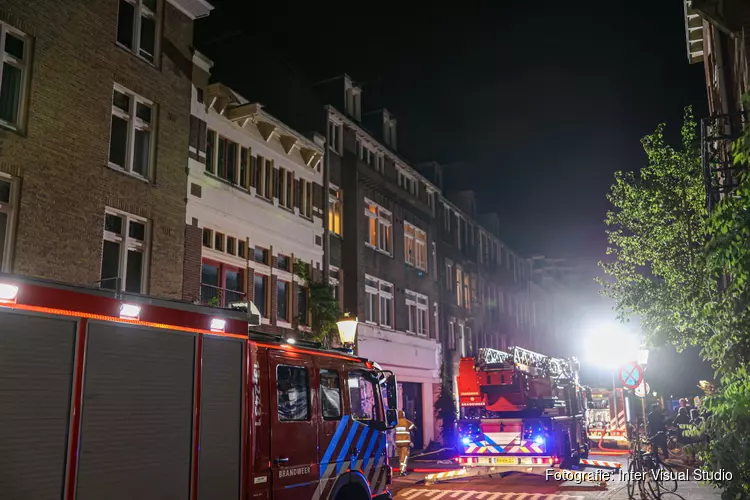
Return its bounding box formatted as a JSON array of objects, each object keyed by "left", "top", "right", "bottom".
[
  {"left": 316, "top": 75, "right": 442, "bottom": 449},
  {"left": 184, "top": 52, "right": 325, "bottom": 338},
  {"left": 683, "top": 0, "right": 750, "bottom": 208},
  {"left": 0, "top": 0, "right": 212, "bottom": 297}
]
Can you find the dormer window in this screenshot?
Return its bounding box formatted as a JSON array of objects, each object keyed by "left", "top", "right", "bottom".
[
  {"left": 384, "top": 118, "right": 397, "bottom": 150},
  {"left": 346, "top": 87, "right": 361, "bottom": 121},
  {"left": 356, "top": 139, "right": 375, "bottom": 167},
  {"left": 397, "top": 169, "right": 418, "bottom": 197}
]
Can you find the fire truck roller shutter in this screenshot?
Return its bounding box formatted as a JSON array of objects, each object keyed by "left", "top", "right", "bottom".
[
  {"left": 76, "top": 321, "right": 196, "bottom": 500},
  {"left": 0, "top": 311, "right": 77, "bottom": 500},
  {"left": 198, "top": 336, "right": 244, "bottom": 500}
]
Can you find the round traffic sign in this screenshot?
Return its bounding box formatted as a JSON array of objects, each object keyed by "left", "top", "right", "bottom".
[
  {"left": 634, "top": 381, "right": 650, "bottom": 398},
  {"left": 619, "top": 362, "right": 643, "bottom": 389}
]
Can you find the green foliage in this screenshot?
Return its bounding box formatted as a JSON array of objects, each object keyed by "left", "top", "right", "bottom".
[
  {"left": 206, "top": 293, "right": 221, "bottom": 308},
  {"left": 434, "top": 361, "right": 458, "bottom": 448},
  {"left": 294, "top": 258, "right": 340, "bottom": 347},
  {"left": 599, "top": 106, "right": 750, "bottom": 498}
]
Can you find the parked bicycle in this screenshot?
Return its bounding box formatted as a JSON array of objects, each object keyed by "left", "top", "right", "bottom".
[{"left": 626, "top": 426, "right": 678, "bottom": 499}]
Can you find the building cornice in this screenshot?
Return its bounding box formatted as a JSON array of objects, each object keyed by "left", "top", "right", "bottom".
[{"left": 168, "top": 0, "right": 213, "bottom": 20}]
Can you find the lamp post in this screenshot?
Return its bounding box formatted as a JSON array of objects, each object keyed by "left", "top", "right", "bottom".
[{"left": 336, "top": 312, "right": 358, "bottom": 353}]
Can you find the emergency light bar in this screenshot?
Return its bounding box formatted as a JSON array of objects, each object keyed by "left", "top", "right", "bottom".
[{"left": 119, "top": 303, "right": 141, "bottom": 320}]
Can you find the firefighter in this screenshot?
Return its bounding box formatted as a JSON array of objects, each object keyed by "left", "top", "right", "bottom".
[{"left": 395, "top": 410, "right": 416, "bottom": 476}]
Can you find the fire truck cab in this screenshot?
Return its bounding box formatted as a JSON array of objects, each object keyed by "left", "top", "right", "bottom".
[
  {"left": 0, "top": 275, "right": 396, "bottom": 500},
  {"left": 456, "top": 347, "right": 589, "bottom": 472}
]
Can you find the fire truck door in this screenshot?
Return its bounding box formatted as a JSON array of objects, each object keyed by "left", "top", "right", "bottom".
[{"left": 268, "top": 351, "right": 318, "bottom": 499}]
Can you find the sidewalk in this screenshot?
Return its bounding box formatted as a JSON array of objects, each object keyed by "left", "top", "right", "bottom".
[{"left": 594, "top": 480, "right": 722, "bottom": 499}]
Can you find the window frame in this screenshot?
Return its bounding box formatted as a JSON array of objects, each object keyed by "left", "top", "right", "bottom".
[
  {"left": 299, "top": 178, "right": 313, "bottom": 219},
  {"left": 0, "top": 22, "right": 32, "bottom": 132},
  {"left": 328, "top": 185, "right": 343, "bottom": 236},
  {"left": 327, "top": 119, "right": 342, "bottom": 155},
  {"left": 0, "top": 175, "right": 19, "bottom": 272},
  {"left": 116, "top": 0, "right": 160, "bottom": 65},
  {"left": 405, "top": 289, "right": 429, "bottom": 337},
  {"left": 108, "top": 84, "right": 155, "bottom": 180},
  {"left": 276, "top": 278, "right": 291, "bottom": 323},
  {"left": 320, "top": 369, "right": 342, "bottom": 420},
  {"left": 254, "top": 272, "right": 270, "bottom": 318},
  {"left": 276, "top": 364, "right": 310, "bottom": 422},
  {"left": 404, "top": 221, "right": 428, "bottom": 272},
  {"left": 364, "top": 274, "right": 393, "bottom": 329},
  {"left": 364, "top": 198, "right": 393, "bottom": 256},
  {"left": 200, "top": 258, "right": 245, "bottom": 307},
  {"left": 100, "top": 207, "right": 150, "bottom": 294}
]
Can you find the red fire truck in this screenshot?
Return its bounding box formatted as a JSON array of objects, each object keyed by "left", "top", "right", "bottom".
[
  {"left": 456, "top": 346, "right": 590, "bottom": 473},
  {"left": 586, "top": 388, "right": 629, "bottom": 447},
  {"left": 0, "top": 275, "right": 397, "bottom": 500}
]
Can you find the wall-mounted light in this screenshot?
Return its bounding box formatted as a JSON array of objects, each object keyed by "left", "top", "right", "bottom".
[
  {"left": 0, "top": 283, "right": 19, "bottom": 303},
  {"left": 119, "top": 303, "right": 141, "bottom": 320},
  {"left": 210, "top": 318, "right": 226, "bottom": 333}
]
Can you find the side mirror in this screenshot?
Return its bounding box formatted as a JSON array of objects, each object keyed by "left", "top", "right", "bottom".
[
  {"left": 386, "top": 408, "right": 398, "bottom": 429},
  {"left": 379, "top": 370, "right": 398, "bottom": 429}
]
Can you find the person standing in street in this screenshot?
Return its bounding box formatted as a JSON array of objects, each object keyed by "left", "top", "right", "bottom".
[
  {"left": 647, "top": 403, "right": 669, "bottom": 458},
  {"left": 396, "top": 410, "right": 416, "bottom": 476}
]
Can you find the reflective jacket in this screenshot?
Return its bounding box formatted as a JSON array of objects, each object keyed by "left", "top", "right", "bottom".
[{"left": 395, "top": 416, "right": 416, "bottom": 445}]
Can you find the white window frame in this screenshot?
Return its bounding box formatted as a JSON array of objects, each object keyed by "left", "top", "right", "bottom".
[
  {"left": 328, "top": 184, "right": 343, "bottom": 236},
  {"left": 376, "top": 154, "right": 385, "bottom": 174},
  {"left": 0, "top": 175, "right": 19, "bottom": 272},
  {"left": 0, "top": 22, "right": 32, "bottom": 132},
  {"left": 364, "top": 274, "right": 393, "bottom": 329},
  {"left": 364, "top": 198, "right": 393, "bottom": 255},
  {"left": 405, "top": 290, "right": 429, "bottom": 337},
  {"left": 445, "top": 260, "right": 453, "bottom": 291},
  {"left": 433, "top": 302, "right": 439, "bottom": 341},
  {"left": 101, "top": 207, "right": 150, "bottom": 294},
  {"left": 279, "top": 167, "right": 294, "bottom": 210},
  {"left": 116, "top": 0, "right": 160, "bottom": 64},
  {"left": 109, "top": 84, "right": 155, "bottom": 180},
  {"left": 455, "top": 266, "right": 463, "bottom": 306},
  {"left": 448, "top": 319, "right": 456, "bottom": 350},
  {"left": 328, "top": 119, "right": 342, "bottom": 155},
  {"left": 404, "top": 221, "right": 427, "bottom": 272},
  {"left": 397, "top": 169, "right": 418, "bottom": 196}
]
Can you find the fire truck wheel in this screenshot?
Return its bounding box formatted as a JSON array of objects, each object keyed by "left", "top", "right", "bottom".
[
  {"left": 329, "top": 473, "right": 372, "bottom": 500},
  {"left": 334, "top": 484, "right": 370, "bottom": 500}
]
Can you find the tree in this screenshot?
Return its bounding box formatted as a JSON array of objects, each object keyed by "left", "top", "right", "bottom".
[
  {"left": 600, "top": 107, "right": 750, "bottom": 498},
  {"left": 294, "top": 259, "right": 340, "bottom": 348}
]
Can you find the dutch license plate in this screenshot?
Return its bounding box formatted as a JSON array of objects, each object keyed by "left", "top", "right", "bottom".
[{"left": 495, "top": 457, "right": 517, "bottom": 465}]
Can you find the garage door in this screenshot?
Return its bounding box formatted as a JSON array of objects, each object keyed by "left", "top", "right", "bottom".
[
  {"left": 76, "top": 321, "right": 196, "bottom": 500},
  {"left": 0, "top": 310, "right": 77, "bottom": 500},
  {"left": 198, "top": 336, "right": 244, "bottom": 500}
]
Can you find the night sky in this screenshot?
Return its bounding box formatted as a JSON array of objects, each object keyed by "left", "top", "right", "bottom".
[{"left": 196, "top": 1, "right": 713, "bottom": 396}]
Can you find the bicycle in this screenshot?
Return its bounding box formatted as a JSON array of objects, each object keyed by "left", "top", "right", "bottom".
[{"left": 625, "top": 427, "right": 678, "bottom": 499}]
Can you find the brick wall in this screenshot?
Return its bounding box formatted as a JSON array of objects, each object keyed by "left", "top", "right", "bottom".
[
  {"left": 182, "top": 222, "right": 202, "bottom": 302},
  {"left": 0, "top": 1, "right": 195, "bottom": 299}
]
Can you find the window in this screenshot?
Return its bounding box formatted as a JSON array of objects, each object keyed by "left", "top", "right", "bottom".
[
  {"left": 455, "top": 267, "right": 463, "bottom": 306},
  {"left": 397, "top": 170, "right": 417, "bottom": 196},
  {"left": 206, "top": 130, "right": 216, "bottom": 174},
  {"left": 0, "top": 177, "right": 18, "bottom": 271},
  {"left": 328, "top": 185, "right": 342, "bottom": 236},
  {"left": 279, "top": 168, "right": 294, "bottom": 210},
  {"left": 109, "top": 85, "right": 154, "bottom": 178},
  {"left": 0, "top": 23, "right": 31, "bottom": 130},
  {"left": 100, "top": 209, "right": 149, "bottom": 294},
  {"left": 329, "top": 266, "right": 341, "bottom": 307},
  {"left": 226, "top": 236, "right": 236, "bottom": 256},
  {"left": 211, "top": 135, "right": 238, "bottom": 183},
  {"left": 297, "top": 286, "right": 309, "bottom": 326},
  {"left": 464, "top": 273, "right": 471, "bottom": 311},
  {"left": 276, "top": 365, "right": 309, "bottom": 421},
  {"left": 448, "top": 320, "right": 456, "bottom": 351},
  {"left": 258, "top": 158, "right": 273, "bottom": 199},
  {"left": 443, "top": 204, "right": 451, "bottom": 232},
  {"left": 117, "top": 0, "right": 158, "bottom": 63},
  {"left": 328, "top": 119, "right": 341, "bottom": 154},
  {"left": 254, "top": 274, "right": 268, "bottom": 317},
  {"left": 202, "top": 228, "right": 212, "bottom": 248},
  {"left": 277, "top": 254, "right": 290, "bottom": 271},
  {"left": 427, "top": 191, "right": 435, "bottom": 215},
  {"left": 445, "top": 260, "right": 453, "bottom": 290},
  {"left": 214, "top": 232, "right": 224, "bottom": 252},
  {"left": 348, "top": 371, "right": 381, "bottom": 422},
  {"left": 300, "top": 179, "right": 313, "bottom": 219},
  {"left": 376, "top": 155, "right": 385, "bottom": 174},
  {"left": 364, "top": 199, "right": 392, "bottom": 255},
  {"left": 239, "top": 147, "right": 250, "bottom": 189},
  {"left": 364, "top": 275, "right": 393, "bottom": 328},
  {"left": 404, "top": 222, "right": 428, "bottom": 271},
  {"left": 406, "top": 290, "right": 429, "bottom": 336},
  {"left": 254, "top": 246, "right": 269, "bottom": 265},
  {"left": 277, "top": 280, "right": 289, "bottom": 322},
  {"left": 358, "top": 141, "right": 374, "bottom": 167},
  {"left": 201, "top": 259, "right": 244, "bottom": 307},
  {"left": 237, "top": 240, "right": 246, "bottom": 259},
  {"left": 459, "top": 323, "right": 467, "bottom": 357},
  {"left": 320, "top": 370, "right": 341, "bottom": 419}
]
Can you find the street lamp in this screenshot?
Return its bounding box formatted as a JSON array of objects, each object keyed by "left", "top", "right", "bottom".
[{"left": 336, "top": 312, "right": 358, "bottom": 351}]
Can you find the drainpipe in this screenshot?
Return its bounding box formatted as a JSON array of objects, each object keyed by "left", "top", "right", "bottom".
[{"left": 322, "top": 113, "right": 331, "bottom": 283}]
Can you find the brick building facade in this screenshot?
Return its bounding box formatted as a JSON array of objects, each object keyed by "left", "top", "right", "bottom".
[
  {"left": 184, "top": 52, "right": 325, "bottom": 338},
  {"left": 0, "top": 0, "right": 212, "bottom": 298}
]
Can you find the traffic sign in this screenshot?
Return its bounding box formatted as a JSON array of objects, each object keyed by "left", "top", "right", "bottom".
[
  {"left": 619, "top": 362, "right": 643, "bottom": 389},
  {"left": 634, "top": 381, "right": 650, "bottom": 398}
]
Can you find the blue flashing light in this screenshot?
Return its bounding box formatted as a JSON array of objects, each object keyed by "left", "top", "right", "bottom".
[
  {"left": 462, "top": 437, "right": 471, "bottom": 445},
  {"left": 534, "top": 436, "right": 545, "bottom": 445}
]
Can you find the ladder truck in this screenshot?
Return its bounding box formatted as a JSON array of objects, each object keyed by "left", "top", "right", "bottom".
[
  {"left": 423, "top": 346, "right": 620, "bottom": 486},
  {"left": 586, "top": 388, "right": 630, "bottom": 448}
]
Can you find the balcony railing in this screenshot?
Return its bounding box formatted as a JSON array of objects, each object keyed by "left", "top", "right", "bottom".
[
  {"left": 200, "top": 283, "right": 246, "bottom": 308},
  {"left": 702, "top": 111, "right": 749, "bottom": 213}
]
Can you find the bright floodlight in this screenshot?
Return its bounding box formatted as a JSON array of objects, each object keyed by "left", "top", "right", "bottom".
[
  {"left": 119, "top": 303, "right": 141, "bottom": 320},
  {"left": 286, "top": 338, "right": 296, "bottom": 345},
  {"left": 0, "top": 283, "right": 19, "bottom": 302},
  {"left": 584, "top": 322, "right": 641, "bottom": 369},
  {"left": 637, "top": 349, "right": 649, "bottom": 365},
  {"left": 210, "top": 318, "right": 226, "bottom": 332},
  {"left": 336, "top": 312, "right": 358, "bottom": 346}
]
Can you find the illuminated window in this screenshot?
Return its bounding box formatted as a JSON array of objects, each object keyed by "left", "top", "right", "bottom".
[
  {"left": 328, "top": 185, "right": 342, "bottom": 236},
  {"left": 364, "top": 198, "right": 392, "bottom": 255},
  {"left": 404, "top": 221, "right": 427, "bottom": 271}
]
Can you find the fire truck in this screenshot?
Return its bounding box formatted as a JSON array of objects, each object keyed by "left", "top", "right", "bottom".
[
  {"left": 455, "top": 346, "right": 591, "bottom": 474},
  {"left": 0, "top": 275, "right": 397, "bottom": 500},
  {"left": 586, "top": 388, "right": 629, "bottom": 447}
]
